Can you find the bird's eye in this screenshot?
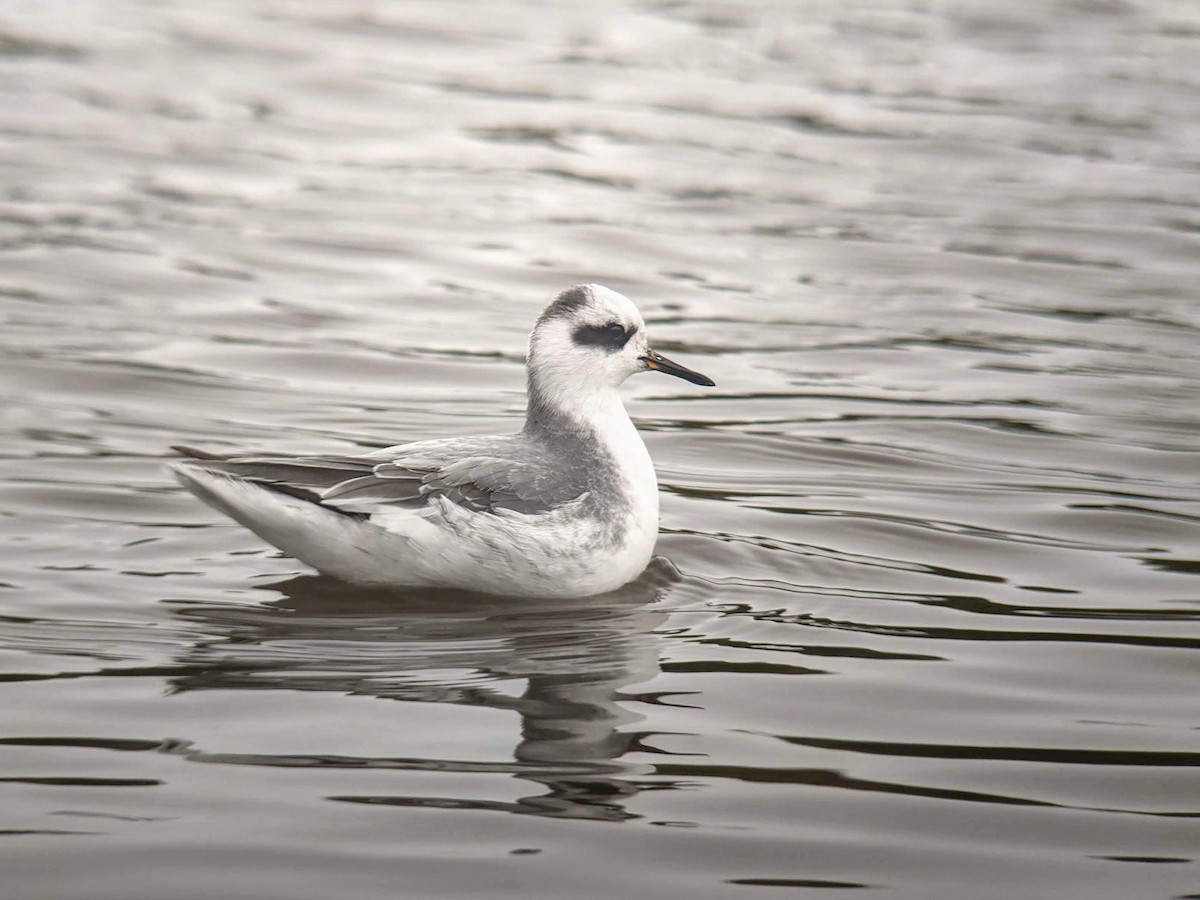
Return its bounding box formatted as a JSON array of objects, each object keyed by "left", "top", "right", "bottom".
[{"left": 571, "top": 320, "right": 633, "bottom": 351}]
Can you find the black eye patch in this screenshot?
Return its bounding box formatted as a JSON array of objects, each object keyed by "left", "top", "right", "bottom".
[{"left": 572, "top": 320, "right": 633, "bottom": 352}]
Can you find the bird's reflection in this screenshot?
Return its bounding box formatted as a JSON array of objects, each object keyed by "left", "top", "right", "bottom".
[{"left": 165, "top": 558, "right": 683, "bottom": 821}]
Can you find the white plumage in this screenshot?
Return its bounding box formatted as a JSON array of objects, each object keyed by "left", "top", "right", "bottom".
[{"left": 172, "top": 284, "right": 714, "bottom": 598}]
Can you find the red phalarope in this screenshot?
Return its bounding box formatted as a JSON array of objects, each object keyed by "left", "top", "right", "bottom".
[{"left": 172, "top": 284, "right": 714, "bottom": 598}]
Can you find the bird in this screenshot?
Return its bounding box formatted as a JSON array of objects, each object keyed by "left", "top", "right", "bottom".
[{"left": 171, "top": 284, "right": 715, "bottom": 598}]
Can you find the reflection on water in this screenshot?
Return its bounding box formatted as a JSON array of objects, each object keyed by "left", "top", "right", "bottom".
[
  {"left": 1, "top": 0, "right": 1199, "bottom": 898},
  {"left": 165, "top": 559, "right": 680, "bottom": 822}
]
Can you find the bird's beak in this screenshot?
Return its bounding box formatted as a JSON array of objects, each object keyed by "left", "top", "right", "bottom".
[{"left": 641, "top": 350, "right": 715, "bottom": 386}]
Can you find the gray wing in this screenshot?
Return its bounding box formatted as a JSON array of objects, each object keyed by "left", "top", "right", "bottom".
[
  {"left": 325, "top": 436, "right": 585, "bottom": 515},
  {"left": 173, "top": 437, "right": 585, "bottom": 518}
]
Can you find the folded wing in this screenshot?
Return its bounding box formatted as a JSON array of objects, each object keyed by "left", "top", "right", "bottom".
[{"left": 174, "top": 437, "right": 584, "bottom": 519}]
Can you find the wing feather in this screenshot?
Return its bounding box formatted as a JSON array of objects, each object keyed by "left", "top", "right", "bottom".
[{"left": 175, "top": 437, "right": 585, "bottom": 519}]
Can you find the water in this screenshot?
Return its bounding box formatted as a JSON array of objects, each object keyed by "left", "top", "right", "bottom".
[{"left": 2, "top": 1, "right": 1198, "bottom": 898}]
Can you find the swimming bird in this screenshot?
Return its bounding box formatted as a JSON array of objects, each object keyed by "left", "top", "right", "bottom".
[{"left": 171, "top": 284, "right": 714, "bottom": 597}]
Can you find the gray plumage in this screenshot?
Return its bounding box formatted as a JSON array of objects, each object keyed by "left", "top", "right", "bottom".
[
  {"left": 169, "top": 283, "right": 713, "bottom": 595},
  {"left": 173, "top": 432, "right": 612, "bottom": 519}
]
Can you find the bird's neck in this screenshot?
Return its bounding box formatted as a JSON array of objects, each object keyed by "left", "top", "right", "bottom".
[
  {"left": 525, "top": 376, "right": 660, "bottom": 541},
  {"left": 524, "top": 378, "right": 652, "bottom": 477},
  {"left": 525, "top": 376, "right": 630, "bottom": 441}
]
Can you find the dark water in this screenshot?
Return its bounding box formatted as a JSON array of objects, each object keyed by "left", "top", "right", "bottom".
[{"left": 2, "top": 2, "right": 1199, "bottom": 898}]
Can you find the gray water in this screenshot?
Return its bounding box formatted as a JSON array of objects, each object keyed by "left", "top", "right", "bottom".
[{"left": 1, "top": 1, "right": 1198, "bottom": 898}]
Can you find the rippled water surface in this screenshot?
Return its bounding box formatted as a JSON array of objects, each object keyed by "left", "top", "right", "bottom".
[{"left": 2, "top": 2, "right": 1199, "bottom": 898}]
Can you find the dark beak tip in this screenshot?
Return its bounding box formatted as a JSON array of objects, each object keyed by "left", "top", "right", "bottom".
[{"left": 643, "top": 351, "right": 715, "bottom": 388}]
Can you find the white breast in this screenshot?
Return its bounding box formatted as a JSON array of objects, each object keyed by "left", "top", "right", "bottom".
[{"left": 583, "top": 392, "right": 660, "bottom": 572}]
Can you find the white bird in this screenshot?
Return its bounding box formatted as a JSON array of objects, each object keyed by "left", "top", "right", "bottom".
[{"left": 172, "top": 284, "right": 714, "bottom": 597}]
